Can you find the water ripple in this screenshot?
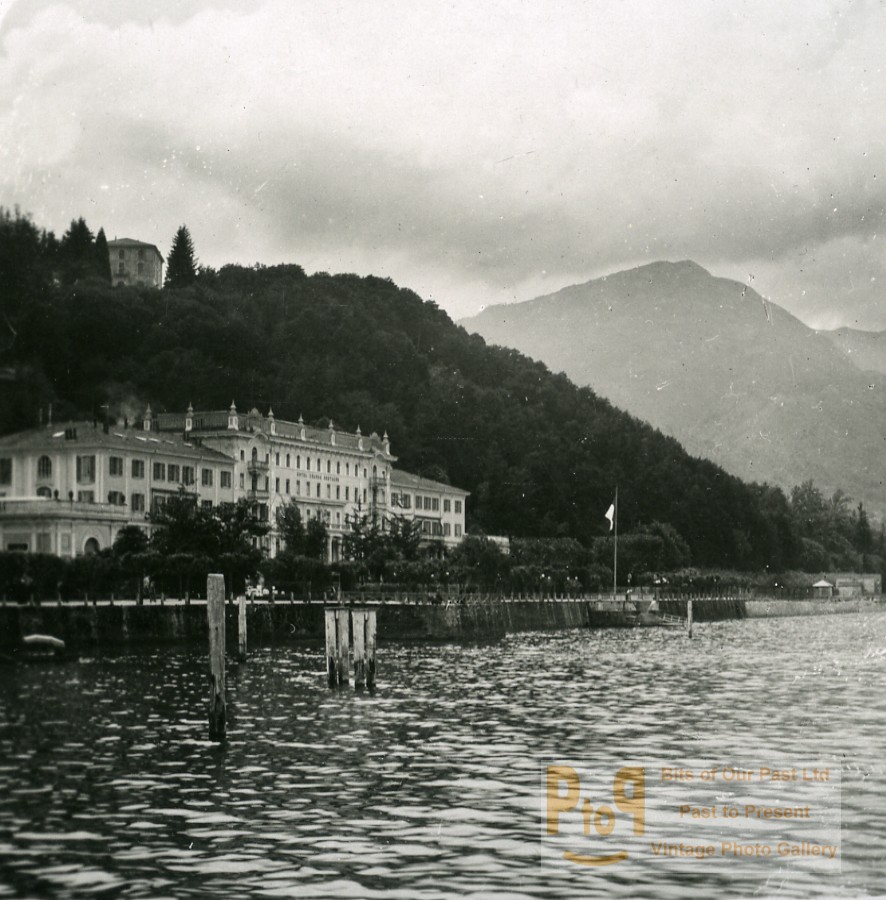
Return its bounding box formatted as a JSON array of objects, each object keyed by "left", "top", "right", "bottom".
[{"left": 0, "top": 613, "right": 885, "bottom": 896}]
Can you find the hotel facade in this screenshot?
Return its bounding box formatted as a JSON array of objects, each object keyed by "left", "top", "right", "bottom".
[{"left": 0, "top": 404, "right": 468, "bottom": 561}]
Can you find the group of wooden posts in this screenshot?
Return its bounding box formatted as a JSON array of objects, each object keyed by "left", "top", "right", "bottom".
[{"left": 206, "top": 573, "right": 378, "bottom": 742}]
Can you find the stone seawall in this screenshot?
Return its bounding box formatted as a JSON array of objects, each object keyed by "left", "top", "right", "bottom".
[
  {"left": 9, "top": 594, "right": 870, "bottom": 648},
  {"left": 745, "top": 597, "right": 884, "bottom": 617},
  {"left": 0, "top": 599, "right": 595, "bottom": 649}
]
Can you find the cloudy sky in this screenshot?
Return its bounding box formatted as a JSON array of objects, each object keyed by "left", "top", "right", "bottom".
[{"left": 1, "top": 0, "right": 884, "bottom": 329}]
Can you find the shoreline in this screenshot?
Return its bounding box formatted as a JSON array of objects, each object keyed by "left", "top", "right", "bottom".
[{"left": 1, "top": 595, "right": 881, "bottom": 649}]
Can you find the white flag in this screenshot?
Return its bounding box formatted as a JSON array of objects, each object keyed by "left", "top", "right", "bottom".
[{"left": 605, "top": 502, "right": 615, "bottom": 531}]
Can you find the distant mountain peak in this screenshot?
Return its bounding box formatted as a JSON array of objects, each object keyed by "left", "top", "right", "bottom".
[{"left": 604, "top": 259, "right": 711, "bottom": 281}]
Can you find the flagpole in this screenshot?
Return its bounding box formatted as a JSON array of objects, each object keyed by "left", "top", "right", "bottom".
[{"left": 613, "top": 486, "right": 618, "bottom": 602}]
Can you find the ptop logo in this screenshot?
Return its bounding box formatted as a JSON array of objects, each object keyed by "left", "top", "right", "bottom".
[{"left": 545, "top": 765, "right": 645, "bottom": 866}]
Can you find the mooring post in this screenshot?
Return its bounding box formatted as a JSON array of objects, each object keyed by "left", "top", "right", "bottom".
[
  {"left": 687, "top": 598, "right": 693, "bottom": 639},
  {"left": 207, "top": 573, "right": 226, "bottom": 741},
  {"left": 335, "top": 607, "right": 350, "bottom": 686},
  {"left": 352, "top": 609, "right": 367, "bottom": 690},
  {"left": 238, "top": 594, "right": 247, "bottom": 661},
  {"left": 325, "top": 608, "right": 338, "bottom": 687},
  {"left": 366, "top": 609, "right": 377, "bottom": 691}
]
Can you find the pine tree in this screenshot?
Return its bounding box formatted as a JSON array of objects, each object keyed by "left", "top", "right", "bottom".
[
  {"left": 58, "top": 217, "right": 95, "bottom": 284},
  {"left": 164, "top": 225, "right": 197, "bottom": 288},
  {"left": 93, "top": 227, "right": 111, "bottom": 282}
]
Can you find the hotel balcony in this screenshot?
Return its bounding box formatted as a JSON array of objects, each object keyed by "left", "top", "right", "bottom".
[{"left": 247, "top": 458, "right": 269, "bottom": 476}]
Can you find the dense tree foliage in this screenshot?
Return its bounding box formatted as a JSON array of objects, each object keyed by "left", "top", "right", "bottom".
[{"left": 1, "top": 209, "right": 882, "bottom": 579}]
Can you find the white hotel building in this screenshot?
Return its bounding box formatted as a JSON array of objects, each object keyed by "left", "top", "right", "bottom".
[{"left": 0, "top": 404, "right": 468, "bottom": 561}]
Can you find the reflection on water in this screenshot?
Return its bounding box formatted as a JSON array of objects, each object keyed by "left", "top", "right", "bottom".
[{"left": 1, "top": 613, "right": 885, "bottom": 898}]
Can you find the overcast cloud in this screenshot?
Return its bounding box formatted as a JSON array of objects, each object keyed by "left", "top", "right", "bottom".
[{"left": 1, "top": 0, "right": 884, "bottom": 328}]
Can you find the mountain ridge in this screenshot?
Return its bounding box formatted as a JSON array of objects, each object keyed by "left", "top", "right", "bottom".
[{"left": 462, "top": 260, "right": 886, "bottom": 519}]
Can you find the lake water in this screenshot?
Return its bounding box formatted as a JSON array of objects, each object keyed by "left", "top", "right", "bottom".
[{"left": 1, "top": 610, "right": 885, "bottom": 898}]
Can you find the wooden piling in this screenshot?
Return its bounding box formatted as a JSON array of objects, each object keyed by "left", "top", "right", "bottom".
[
  {"left": 207, "top": 573, "right": 226, "bottom": 741},
  {"left": 335, "top": 608, "right": 350, "bottom": 686},
  {"left": 687, "top": 598, "right": 693, "bottom": 639},
  {"left": 325, "top": 608, "right": 339, "bottom": 687},
  {"left": 353, "top": 609, "right": 367, "bottom": 689},
  {"left": 238, "top": 594, "right": 247, "bottom": 661},
  {"left": 366, "top": 609, "right": 377, "bottom": 691}
]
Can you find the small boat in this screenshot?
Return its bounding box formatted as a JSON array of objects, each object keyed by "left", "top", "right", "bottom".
[{"left": 18, "top": 634, "right": 67, "bottom": 661}]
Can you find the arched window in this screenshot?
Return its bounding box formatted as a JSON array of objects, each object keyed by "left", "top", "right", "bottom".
[
  {"left": 37, "top": 455, "right": 52, "bottom": 479},
  {"left": 84, "top": 537, "right": 100, "bottom": 556},
  {"left": 36, "top": 486, "right": 52, "bottom": 498}
]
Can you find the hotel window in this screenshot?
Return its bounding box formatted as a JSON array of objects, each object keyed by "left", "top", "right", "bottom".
[
  {"left": 221, "top": 471, "right": 232, "bottom": 488},
  {"left": 286, "top": 454, "right": 291, "bottom": 467},
  {"left": 432, "top": 498, "right": 439, "bottom": 511},
  {"left": 402, "top": 495, "right": 411, "bottom": 509},
  {"left": 118, "top": 249, "right": 125, "bottom": 259},
  {"left": 36, "top": 533, "right": 52, "bottom": 553},
  {"left": 336, "top": 462, "right": 340, "bottom": 474},
  {"left": 0, "top": 458, "right": 11, "bottom": 485},
  {"left": 132, "top": 459, "right": 145, "bottom": 478},
  {"left": 455, "top": 524, "right": 462, "bottom": 537},
  {"left": 240, "top": 473, "right": 245, "bottom": 488},
  {"left": 363, "top": 468, "right": 367, "bottom": 479},
  {"left": 345, "top": 487, "right": 350, "bottom": 501},
  {"left": 153, "top": 462, "right": 166, "bottom": 480},
  {"left": 424, "top": 497, "right": 432, "bottom": 511},
  {"left": 297, "top": 455, "right": 301, "bottom": 469},
  {"left": 276, "top": 453, "right": 280, "bottom": 466},
  {"left": 275, "top": 477, "right": 280, "bottom": 492},
  {"left": 444, "top": 499, "right": 451, "bottom": 513},
  {"left": 240, "top": 449, "right": 245, "bottom": 461},
  {"left": 316, "top": 458, "right": 320, "bottom": 471},
  {"left": 316, "top": 483, "right": 321, "bottom": 498},
  {"left": 202, "top": 468, "right": 213, "bottom": 486},
  {"left": 444, "top": 523, "right": 451, "bottom": 536},
  {"left": 108, "top": 490, "right": 126, "bottom": 506},
  {"left": 264, "top": 476, "right": 269, "bottom": 491},
  {"left": 77, "top": 490, "right": 95, "bottom": 503},
  {"left": 138, "top": 248, "right": 145, "bottom": 260},
  {"left": 336, "top": 486, "right": 340, "bottom": 499},
  {"left": 326, "top": 485, "right": 331, "bottom": 499},
  {"left": 306, "top": 458, "right": 310, "bottom": 471},
  {"left": 109, "top": 456, "right": 124, "bottom": 477},
  {"left": 286, "top": 479, "right": 290, "bottom": 494},
  {"left": 415, "top": 494, "right": 422, "bottom": 508},
  {"left": 37, "top": 455, "right": 52, "bottom": 479},
  {"left": 183, "top": 466, "right": 195, "bottom": 485},
  {"left": 455, "top": 500, "right": 462, "bottom": 513},
  {"left": 346, "top": 463, "right": 350, "bottom": 476},
  {"left": 76, "top": 455, "right": 96, "bottom": 483},
  {"left": 327, "top": 460, "right": 331, "bottom": 473},
  {"left": 363, "top": 488, "right": 367, "bottom": 503},
  {"left": 131, "top": 493, "right": 145, "bottom": 512},
  {"left": 296, "top": 479, "right": 301, "bottom": 495},
  {"left": 168, "top": 464, "right": 180, "bottom": 482}
]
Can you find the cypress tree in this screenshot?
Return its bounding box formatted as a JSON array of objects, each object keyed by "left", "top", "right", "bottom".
[
  {"left": 93, "top": 227, "right": 111, "bottom": 282},
  {"left": 164, "top": 225, "right": 198, "bottom": 288}
]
